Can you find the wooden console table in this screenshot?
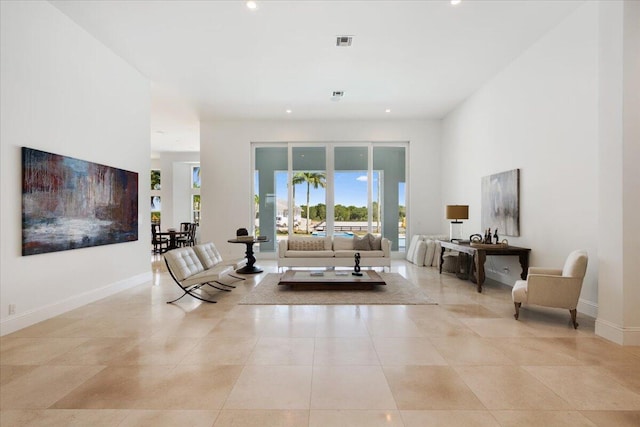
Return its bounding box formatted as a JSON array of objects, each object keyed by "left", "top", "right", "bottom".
[{"left": 437, "top": 240, "right": 530, "bottom": 293}]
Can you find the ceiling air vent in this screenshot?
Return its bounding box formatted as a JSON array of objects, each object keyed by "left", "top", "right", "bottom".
[
  {"left": 331, "top": 91, "right": 344, "bottom": 101},
  {"left": 336, "top": 36, "right": 353, "bottom": 47}
]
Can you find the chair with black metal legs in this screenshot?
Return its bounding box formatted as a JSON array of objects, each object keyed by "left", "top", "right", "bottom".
[
  {"left": 152, "top": 224, "right": 168, "bottom": 253},
  {"left": 164, "top": 247, "right": 239, "bottom": 304}
]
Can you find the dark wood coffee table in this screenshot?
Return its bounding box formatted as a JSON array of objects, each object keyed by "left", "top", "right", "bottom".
[{"left": 278, "top": 270, "right": 386, "bottom": 290}]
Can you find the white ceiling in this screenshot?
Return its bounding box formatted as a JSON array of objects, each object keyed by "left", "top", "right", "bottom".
[{"left": 50, "top": 0, "right": 583, "bottom": 153}]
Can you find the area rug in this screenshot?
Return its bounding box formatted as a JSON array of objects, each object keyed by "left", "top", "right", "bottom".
[{"left": 239, "top": 273, "right": 437, "bottom": 305}]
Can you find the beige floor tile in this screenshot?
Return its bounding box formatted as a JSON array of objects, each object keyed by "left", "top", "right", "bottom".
[
  {"left": 459, "top": 318, "right": 538, "bottom": 338},
  {"left": 365, "top": 318, "right": 424, "bottom": 337},
  {"left": 315, "top": 318, "right": 370, "bottom": 337},
  {"left": 442, "top": 304, "right": 502, "bottom": 319},
  {"left": 0, "top": 337, "right": 88, "bottom": 365},
  {"left": 247, "top": 337, "right": 315, "bottom": 365},
  {"left": 372, "top": 337, "right": 447, "bottom": 366},
  {"left": 523, "top": 366, "right": 640, "bottom": 410},
  {"left": 383, "top": 366, "right": 484, "bottom": 410},
  {"left": 50, "top": 365, "right": 170, "bottom": 409},
  {"left": 0, "top": 365, "right": 37, "bottom": 386},
  {"left": 580, "top": 410, "right": 640, "bottom": 427},
  {"left": 3, "top": 258, "right": 638, "bottom": 419},
  {"left": 108, "top": 336, "right": 200, "bottom": 365},
  {"left": 261, "top": 318, "right": 317, "bottom": 337},
  {"left": 181, "top": 337, "right": 258, "bottom": 365},
  {"left": 47, "top": 337, "right": 142, "bottom": 365},
  {"left": 412, "top": 316, "right": 478, "bottom": 337},
  {"left": 119, "top": 410, "right": 219, "bottom": 427},
  {"left": 455, "top": 366, "right": 571, "bottom": 410},
  {"left": 214, "top": 410, "right": 309, "bottom": 427},
  {"left": 207, "top": 317, "right": 269, "bottom": 337},
  {"left": 1, "top": 365, "right": 104, "bottom": 409},
  {"left": 224, "top": 365, "right": 312, "bottom": 409},
  {"left": 489, "top": 337, "right": 585, "bottom": 365},
  {"left": 401, "top": 410, "right": 500, "bottom": 427},
  {"left": 313, "top": 337, "right": 380, "bottom": 366},
  {"left": 5, "top": 317, "right": 84, "bottom": 338},
  {"left": 0, "top": 409, "right": 129, "bottom": 426},
  {"left": 551, "top": 337, "right": 640, "bottom": 365},
  {"left": 132, "top": 364, "right": 243, "bottom": 409},
  {"left": 309, "top": 409, "right": 404, "bottom": 427},
  {"left": 490, "top": 410, "right": 597, "bottom": 426},
  {"left": 597, "top": 363, "right": 640, "bottom": 394},
  {"left": 311, "top": 366, "right": 397, "bottom": 410},
  {"left": 428, "top": 337, "right": 515, "bottom": 366}
]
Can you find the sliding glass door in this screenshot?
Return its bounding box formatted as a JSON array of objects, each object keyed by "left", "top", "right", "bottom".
[{"left": 253, "top": 143, "right": 406, "bottom": 252}]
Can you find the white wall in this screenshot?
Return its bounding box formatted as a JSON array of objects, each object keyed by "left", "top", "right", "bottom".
[
  {"left": 200, "top": 120, "right": 441, "bottom": 259},
  {"left": 0, "top": 1, "right": 151, "bottom": 335},
  {"left": 596, "top": 0, "right": 640, "bottom": 345},
  {"left": 441, "top": 2, "right": 599, "bottom": 315}
]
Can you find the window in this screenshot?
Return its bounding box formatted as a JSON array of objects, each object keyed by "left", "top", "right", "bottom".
[
  {"left": 253, "top": 143, "right": 407, "bottom": 252},
  {"left": 151, "top": 169, "right": 161, "bottom": 225},
  {"left": 191, "top": 165, "right": 201, "bottom": 225}
]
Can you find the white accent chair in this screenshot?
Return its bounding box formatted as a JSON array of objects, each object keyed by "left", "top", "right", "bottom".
[
  {"left": 164, "top": 243, "right": 243, "bottom": 304},
  {"left": 512, "top": 250, "right": 588, "bottom": 329}
]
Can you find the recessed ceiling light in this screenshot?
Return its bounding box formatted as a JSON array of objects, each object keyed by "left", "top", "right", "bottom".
[
  {"left": 336, "top": 36, "right": 353, "bottom": 47},
  {"left": 246, "top": 1, "right": 257, "bottom": 10},
  {"left": 286, "top": 109, "right": 292, "bottom": 114},
  {"left": 451, "top": 0, "right": 462, "bottom": 5},
  {"left": 385, "top": 109, "right": 391, "bottom": 113}
]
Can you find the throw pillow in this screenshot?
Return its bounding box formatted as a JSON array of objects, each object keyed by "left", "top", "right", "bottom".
[
  {"left": 368, "top": 233, "right": 382, "bottom": 250},
  {"left": 353, "top": 235, "right": 372, "bottom": 251}
]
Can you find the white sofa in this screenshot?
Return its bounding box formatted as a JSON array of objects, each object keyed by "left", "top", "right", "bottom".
[{"left": 277, "top": 235, "right": 391, "bottom": 270}]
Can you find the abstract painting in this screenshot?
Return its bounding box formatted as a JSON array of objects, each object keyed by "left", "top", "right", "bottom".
[
  {"left": 481, "top": 169, "right": 520, "bottom": 237},
  {"left": 22, "top": 147, "right": 138, "bottom": 255}
]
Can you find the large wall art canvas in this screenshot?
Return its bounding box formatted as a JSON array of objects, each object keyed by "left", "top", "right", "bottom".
[
  {"left": 22, "top": 147, "right": 138, "bottom": 255},
  {"left": 481, "top": 168, "right": 520, "bottom": 237}
]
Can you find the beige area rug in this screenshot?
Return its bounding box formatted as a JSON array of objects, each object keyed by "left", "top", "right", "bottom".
[{"left": 239, "top": 273, "right": 437, "bottom": 305}]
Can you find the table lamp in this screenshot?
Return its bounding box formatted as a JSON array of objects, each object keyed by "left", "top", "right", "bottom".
[{"left": 445, "top": 205, "right": 469, "bottom": 241}]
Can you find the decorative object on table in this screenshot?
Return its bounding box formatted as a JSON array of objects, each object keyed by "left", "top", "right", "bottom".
[
  {"left": 481, "top": 169, "right": 520, "bottom": 236},
  {"left": 493, "top": 229, "right": 499, "bottom": 244},
  {"left": 352, "top": 252, "right": 363, "bottom": 276},
  {"left": 257, "top": 235, "right": 268, "bottom": 241},
  {"left": 21, "top": 147, "right": 138, "bottom": 256},
  {"left": 445, "top": 205, "right": 469, "bottom": 241},
  {"left": 470, "top": 234, "right": 483, "bottom": 243},
  {"left": 236, "top": 228, "right": 248, "bottom": 236}
]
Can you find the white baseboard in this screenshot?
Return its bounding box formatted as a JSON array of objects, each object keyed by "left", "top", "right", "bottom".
[
  {"left": 595, "top": 318, "right": 640, "bottom": 346},
  {"left": 0, "top": 271, "right": 152, "bottom": 336},
  {"left": 577, "top": 298, "right": 598, "bottom": 318}
]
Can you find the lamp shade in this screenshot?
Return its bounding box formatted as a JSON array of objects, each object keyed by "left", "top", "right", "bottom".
[{"left": 445, "top": 205, "right": 469, "bottom": 221}]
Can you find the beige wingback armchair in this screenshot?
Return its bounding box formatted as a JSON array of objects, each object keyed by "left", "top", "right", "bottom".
[{"left": 512, "top": 250, "right": 588, "bottom": 329}]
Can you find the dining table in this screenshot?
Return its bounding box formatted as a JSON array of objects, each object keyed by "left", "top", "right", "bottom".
[{"left": 158, "top": 229, "right": 190, "bottom": 252}]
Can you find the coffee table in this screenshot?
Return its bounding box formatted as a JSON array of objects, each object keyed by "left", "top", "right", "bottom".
[{"left": 278, "top": 270, "right": 386, "bottom": 290}]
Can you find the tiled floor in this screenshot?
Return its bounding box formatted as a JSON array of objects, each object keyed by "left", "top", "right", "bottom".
[{"left": 1, "top": 257, "right": 639, "bottom": 426}]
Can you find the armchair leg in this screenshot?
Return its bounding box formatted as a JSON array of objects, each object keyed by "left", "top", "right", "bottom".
[
  {"left": 514, "top": 302, "right": 521, "bottom": 320},
  {"left": 570, "top": 309, "right": 578, "bottom": 329}
]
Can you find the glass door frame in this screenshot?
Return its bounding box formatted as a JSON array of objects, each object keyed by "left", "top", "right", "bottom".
[{"left": 251, "top": 141, "right": 409, "bottom": 252}]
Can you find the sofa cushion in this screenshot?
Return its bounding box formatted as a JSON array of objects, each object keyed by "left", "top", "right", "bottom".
[
  {"left": 424, "top": 239, "right": 436, "bottom": 267},
  {"left": 335, "top": 250, "right": 384, "bottom": 258},
  {"left": 368, "top": 233, "right": 382, "bottom": 250},
  {"left": 285, "top": 250, "right": 335, "bottom": 258},
  {"left": 333, "top": 236, "right": 353, "bottom": 251},
  {"left": 288, "top": 238, "right": 326, "bottom": 251},
  {"left": 353, "top": 235, "right": 372, "bottom": 250}
]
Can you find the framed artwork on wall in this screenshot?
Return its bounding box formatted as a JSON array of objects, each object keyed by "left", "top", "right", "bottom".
[
  {"left": 22, "top": 147, "right": 139, "bottom": 255},
  {"left": 481, "top": 168, "right": 520, "bottom": 237}
]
